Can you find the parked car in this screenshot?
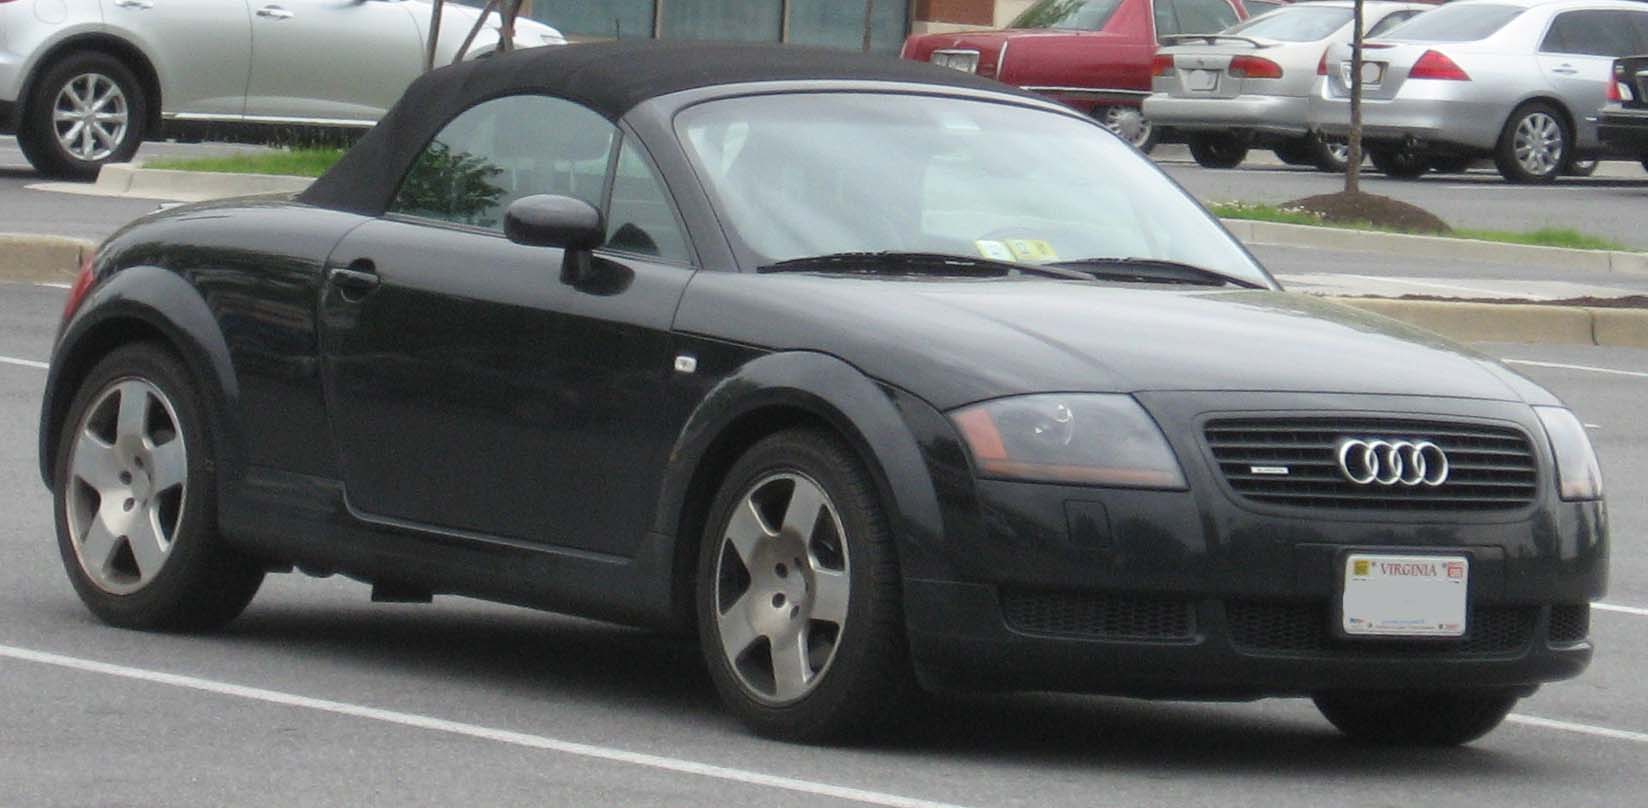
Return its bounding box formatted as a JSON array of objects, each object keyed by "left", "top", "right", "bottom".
[
  {"left": 901, "top": 0, "right": 1250, "bottom": 152},
  {"left": 0, "top": 0, "right": 564, "bottom": 178},
  {"left": 41, "top": 41, "right": 1605, "bottom": 746},
  {"left": 1145, "top": 0, "right": 1433, "bottom": 170},
  {"left": 1309, "top": 0, "right": 1648, "bottom": 182},
  {"left": 1597, "top": 53, "right": 1648, "bottom": 166}
]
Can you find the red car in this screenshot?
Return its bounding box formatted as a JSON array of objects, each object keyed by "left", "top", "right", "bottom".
[{"left": 902, "top": 0, "right": 1250, "bottom": 152}]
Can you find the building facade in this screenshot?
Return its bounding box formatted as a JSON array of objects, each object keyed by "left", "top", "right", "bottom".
[{"left": 501, "top": 1, "right": 1034, "bottom": 51}]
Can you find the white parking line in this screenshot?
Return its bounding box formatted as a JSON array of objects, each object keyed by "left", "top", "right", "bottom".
[
  {"left": 1506, "top": 714, "right": 1648, "bottom": 744},
  {"left": 0, "top": 355, "right": 49, "bottom": 370},
  {"left": 34, "top": 281, "right": 70, "bottom": 289},
  {"left": 0, "top": 643, "right": 971, "bottom": 808},
  {"left": 1339, "top": 274, "right": 1514, "bottom": 297},
  {"left": 1596, "top": 602, "right": 1648, "bottom": 618},
  {"left": 1503, "top": 359, "right": 1648, "bottom": 379}
]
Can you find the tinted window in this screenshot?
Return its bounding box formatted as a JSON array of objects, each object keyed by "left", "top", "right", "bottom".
[
  {"left": 1228, "top": 5, "right": 1353, "bottom": 41},
  {"left": 1155, "top": 0, "right": 1180, "bottom": 38},
  {"left": 1379, "top": 3, "right": 1523, "bottom": 41},
  {"left": 1173, "top": 0, "right": 1240, "bottom": 35},
  {"left": 391, "top": 95, "right": 616, "bottom": 231},
  {"left": 1012, "top": 0, "right": 1126, "bottom": 30},
  {"left": 1366, "top": 10, "right": 1421, "bottom": 39},
  {"left": 1542, "top": 10, "right": 1638, "bottom": 57},
  {"left": 606, "top": 137, "right": 690, "bottom": 263},
  {"left": 1244, "top": 0, "right": 1285, "bottom": 16}
]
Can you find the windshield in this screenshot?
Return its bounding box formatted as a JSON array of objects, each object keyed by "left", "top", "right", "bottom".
[
  {"left": 674, "top": 93, "right": 1270, "bottom": 288},
  {"left": 1378, "top": 3, "right": 1523, "bottom": 42},
  {"left": 1227, "top": 5, "right": 1354, "bottom": 41},
  {"left": 1010, "top": 0, "right": 1125, "bottom": 30}
]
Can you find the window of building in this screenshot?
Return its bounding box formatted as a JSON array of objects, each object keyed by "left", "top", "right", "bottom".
[{"left": 497, "top": 1, "right": 911, "bottom": 53}]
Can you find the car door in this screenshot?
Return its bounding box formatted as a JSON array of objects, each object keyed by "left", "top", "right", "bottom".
[
  {"left": 243, "top": 0, "right": 422, "bottom": 123},
  {"left": 99, "top": 0, "right": 252, "bottom": 117},
  {"left": 1537, "top": 8, "right": 1639, "bottom": 148},
  {"left": 317, "top": 94, "right": 697, "bottom": 558}
]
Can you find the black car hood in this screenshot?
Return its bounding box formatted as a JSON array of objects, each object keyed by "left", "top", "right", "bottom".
[{"left": 674, "top": 273, "right": 1548, "bottom": 411}]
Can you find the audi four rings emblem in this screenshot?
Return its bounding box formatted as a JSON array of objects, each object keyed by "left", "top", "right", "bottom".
[{"left": 1335, "top": 438, "right": 1449, "bottom": 487}]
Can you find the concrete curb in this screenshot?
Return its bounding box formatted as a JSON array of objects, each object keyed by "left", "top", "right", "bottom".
[
  {"left": 90, "top": 163, "right": 312, "bottom": 202},
  {"left": 0, "top": 233, "right": 95, "bottom": 282},
  {"left": 1331, "top": 297, "right": 1648, "bottom": 349},
  {"left": 1222, "top": 219, "right": 1648, "bottom": 276}
]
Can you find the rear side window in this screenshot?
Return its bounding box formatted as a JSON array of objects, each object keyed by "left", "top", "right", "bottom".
[
  {"left": 1366, "top": 10, "right": 1422, "bottom": 39},
  {"left": 1228, "top": 5, "right": 1353, "bottom": 41},
  {"left": 1170, "top": 0, "right": 1240, "bottom": 35},
  {"left": 1541, "top": 10, "right": 1640, "bottom": 57},
  {"left": 391, "top": 95, "right": 617, "bottom": 232},
  {"left": 1379, "top": 3, "right": 1523, "bottom": 42},
  {"left": 1011, "top": 0, "right": 1125, "bottom": 30}
]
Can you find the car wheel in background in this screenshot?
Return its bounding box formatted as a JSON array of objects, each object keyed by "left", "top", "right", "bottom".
[
  {"left": 1309, "top": 134, "right": 1351, "bottom": 173},
  {"left": 1369, "top": 146, "right": 1428, "bottom": 179},
  {"left": 1313, "top": 690, "right": 1519, "bottom": 746},
  {"left": 1095, "top": 105, "right": 1159, "bottom": 153},
  {"left": 54, "top": 344, "right": 264, "bottom": 630},
  {"left": 1563, "top": 158, "right": 1598, "bottom": 177},
  {"left": 1495, "top": 102, "right": 1568, "bottom": 184},
  {"left": 696, "top": 429, "right": 914, "bottom": 742},
  {"left": 18, "top": 51, "right": 147, "bottom": 180},
  {"left": 1272, "top": 137, "right": 1314, "bottom": 166},
  {"left": 1187, "top": 132, "right": 1249, "bottom": 169}
]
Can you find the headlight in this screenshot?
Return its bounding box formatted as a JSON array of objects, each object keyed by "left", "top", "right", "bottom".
[
  {"left": 1534, "top": 406, "right": 1604, "bottom": 501},
  {"left": 951, "top": 394, "right": 1187, "bottom": 489}
]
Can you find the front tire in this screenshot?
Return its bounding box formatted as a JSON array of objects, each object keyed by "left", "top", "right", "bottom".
[
  {"left": 696, "top": 429, "right": 913, "bottom": 742},
  {"left": 54, "top": 343, "right": 263, "bottom": 631},
  {"left": 1313, "top": 690, "right": 1519, "bottom": 746},
  {"left": 1187, "top": 133, "right": 1249, "bottom": 169},
  {"left": 1495, "top": 102, "right": 1569, "bottom": 184},
  {"left": 19, "top": 51, "right": 147, "bottom": 179}
]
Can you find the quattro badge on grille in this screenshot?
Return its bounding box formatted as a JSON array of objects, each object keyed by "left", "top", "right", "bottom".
[{"left": 1336, "top": 438, "right": 1449, "bottom": 487}]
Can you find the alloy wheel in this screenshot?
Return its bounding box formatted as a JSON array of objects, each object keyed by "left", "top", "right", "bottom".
[
  {"left": 64, "top": 378, "right": 188, "bottom": 595},
  {"left": 1099, "top": 106, "right": 1153, "bottom": 149},
  {"left": 52, "top": 73, "right": 129, "bottom": 162},
  {"left": 1513, "top": 112, "right": 1563, "bottom": 177},
  {"left": 712, "top": 472, "right": 850, "bottom": 705}
]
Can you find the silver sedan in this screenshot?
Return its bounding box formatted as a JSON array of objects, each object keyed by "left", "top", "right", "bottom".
[
  {"left": 1145, "top": 0, "right": 1433, "bottom": 171},
  {"left": 1308, "top": 0, "right": 1648, "bottom": 182}
]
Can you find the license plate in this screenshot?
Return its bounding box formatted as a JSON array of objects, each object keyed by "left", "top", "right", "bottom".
[
  {"left": 1186, "top": 69, "right": 1218, "bottom": 91},
  {"left": 1340, "top": 553, "right": 1468, "bottom": 638},
  {"left": 1340, "top": 61, "right": 1385, "bottom": 86}
]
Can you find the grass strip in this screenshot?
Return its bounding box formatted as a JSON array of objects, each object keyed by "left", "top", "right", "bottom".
[
  {"left": 1208, "top": 201, "right": 1631, "bottom": 252},
  {"left": 144, "top": 148, "right": 344, "bottom": 178}
]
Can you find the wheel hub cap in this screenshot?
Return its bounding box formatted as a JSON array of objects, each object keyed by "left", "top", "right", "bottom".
[
  {"left": 1513, "top": 112, "right": 1562, "bottom": 176},
  {"left": 714, "top": 472, "right": 850, "bottom": 705},
  {"left": 53, "top": 73, "right": 129, "bottom": 162},
  {"left": 64, "top": 379, "right": 186, "bottom": 595},
  {"left": 1101, "top": 107, "right": 1151, "bottom": 147}
]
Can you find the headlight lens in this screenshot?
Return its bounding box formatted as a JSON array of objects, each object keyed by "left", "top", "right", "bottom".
[
  {"left": 951, "top": 394, "right": 1187, "bottom": 489},
  {"left": 1534, "top": 406, "right": 1603, "bottom": 501}
]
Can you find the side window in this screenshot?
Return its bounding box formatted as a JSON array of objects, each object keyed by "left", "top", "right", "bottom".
[
  {"left": 1542, "top": 11, "right": 1634, "bottom": 57},
  {"left": 1175, "top": 0, "right": 1239, "bottom": 34},
  {"left": 605, "top": 136, "right": 690, "bottom": 263},
  {"left": 1367, "top": 11, "right": 1418, "bottom": 38},
  {"left": 1631, "top": 13, "right": 1648, "bottom": 54},
  {"left": 391, "top": 95, "right": 617, "bottom": 231},
  {"left": 1154, "top": 0, "right": 1180, "bottom": 41}
]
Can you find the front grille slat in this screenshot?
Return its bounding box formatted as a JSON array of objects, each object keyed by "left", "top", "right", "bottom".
[
  {"left": 1205, "top": 416, "right": 1538, "bottom": 512},
  {"left": 1548, "top": 604, "right": 1590, "bottom": 644},
  {"left": 1001, "top": 590, "right": 1196, "bottom": 641}
]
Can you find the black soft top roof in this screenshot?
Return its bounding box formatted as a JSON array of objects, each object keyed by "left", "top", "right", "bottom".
[{"left": 301, "top": 40, "right": 1032, "bottom": 215}]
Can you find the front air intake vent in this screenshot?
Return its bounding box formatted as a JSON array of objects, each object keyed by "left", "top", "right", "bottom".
[
  {"left": 1001, "top": 590, "right": 1195, "bottom": 641},
  {"left": 1205, "top": 417, "right": 1538, "bottom": 511}
]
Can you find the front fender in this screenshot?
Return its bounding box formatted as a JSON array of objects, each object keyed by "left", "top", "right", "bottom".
[
  {"left": 655, "top": 350, "right": 959, "bottom": 582},
  {"left": 39, "top": 266, "right": 241, "bottom": 494}
]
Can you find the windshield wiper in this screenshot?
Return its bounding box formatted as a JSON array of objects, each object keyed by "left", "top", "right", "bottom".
[
  {"left": 759, "top": 251, "right": 1092, "bottom": 281},
  {"left": 1047, "top": 257, "right": 1267, "bottom": 289}
]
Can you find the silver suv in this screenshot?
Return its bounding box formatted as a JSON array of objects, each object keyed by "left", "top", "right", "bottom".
[{"left": 0, "top": 0, "right": 563, "bottom": 178}]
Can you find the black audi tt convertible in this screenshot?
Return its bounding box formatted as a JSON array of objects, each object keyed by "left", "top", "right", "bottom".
[{"left": 39, "top": 41, "right": 1607, "bottom": 745}]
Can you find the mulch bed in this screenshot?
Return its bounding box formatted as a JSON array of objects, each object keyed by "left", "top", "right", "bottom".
[{"left": 1287, "top": 191, "right": 1452, "bottom": 234}]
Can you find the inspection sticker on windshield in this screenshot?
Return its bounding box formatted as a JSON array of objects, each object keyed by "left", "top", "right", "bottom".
[
  {"left": 974, "top": 240, "right": 1017, "bottom": 262},
  {"left": 1341, "top": 553, "right": 1468, "bottom": 638},
  {"left": 1005, "top": 239, "right": 1058, "bottom": 263}
]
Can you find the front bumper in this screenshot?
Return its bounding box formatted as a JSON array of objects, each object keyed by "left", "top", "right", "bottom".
[
  {"left": 1142, "top": 93, "right": 1311, "bottom": 137},
  {"left": 1308, "top": 84, "right": 1507, "bottom": 152},
  {"left": 904, "top": 392, "right": 1606, "bottom": 697}
]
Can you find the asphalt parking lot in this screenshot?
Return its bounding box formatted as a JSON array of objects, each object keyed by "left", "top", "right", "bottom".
[{"left": 1, "top": 275, "right": 1645, "bottom": 807}]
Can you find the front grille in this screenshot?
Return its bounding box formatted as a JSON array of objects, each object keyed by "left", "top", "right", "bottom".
[
  {"left": 1548, "top": 604, "right": 1591, "bottom": 644},
  {"left": 1205, "top": 417, "right": 1538, "bottom": 511},
  {"left": 1226, "top": 600, "right": 1535, "bottom": 656},
  {"left": 1001, "top": 590, "right": 1195, "bottom": 641}
]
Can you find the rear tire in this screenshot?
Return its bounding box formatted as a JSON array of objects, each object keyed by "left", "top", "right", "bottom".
[
  {"left": 1187, "top": 132, "right": 1249, "bottom": 169},
  {"left": 1494, "top": 102, "right": 1569, "bottom": 184},
  {"left": 1369, "top": 146, "right": 1428, "bottom": 179},
  {"left": 696, "top": 429, "right": 914, "bottom": 743},
  {"left": 19, "top": 51, "right": 147, "bottom": 179},
  {"left": 53, "top": 343, "right": 264, "bottom": 631},
  {"left": 1272, "top": 138, "right": 1314, "bottom": 166},
  {"left": 1427, "top": 155, "right": 1476, "bottom": 175},
  {"left": 1313, "top": 690, "right": 1518, "bottom": 746},
  {"left": 1095, "top": 105, "right": 1159, "bottom": 153}
]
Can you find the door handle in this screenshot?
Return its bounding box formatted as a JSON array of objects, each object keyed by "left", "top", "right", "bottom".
[
  {"left": 112, "top": 0, "right": 154, "bottom": 9},
  {"left": 1552, "top": 64, "right": 1579, "bottom": 75},
  {"left": 328, "top": 261, "right": 380, "bottom": 300},
  {"left": 256, "top": 5, "right": 295, "bottom": 20}
]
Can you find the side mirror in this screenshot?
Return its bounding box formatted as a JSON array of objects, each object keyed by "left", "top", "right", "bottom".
[{"left": 503, "top": 194, "right": 605, "bottom": 251}]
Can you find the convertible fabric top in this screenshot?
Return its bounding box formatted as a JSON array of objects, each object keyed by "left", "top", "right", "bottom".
[{"left": 300, "top": 40, "right": 1030, "bottom": 215}]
